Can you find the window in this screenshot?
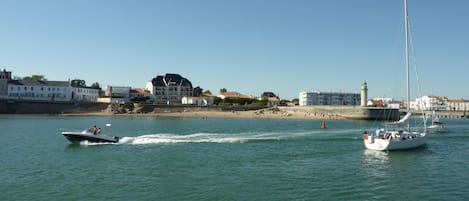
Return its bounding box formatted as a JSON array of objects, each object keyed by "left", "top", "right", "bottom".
[
  {"left": 24, "top": 87, "right": 27, "bottom": 91},
  {"left": 31, "top": 87, "right": 34, "bottom": 90}
]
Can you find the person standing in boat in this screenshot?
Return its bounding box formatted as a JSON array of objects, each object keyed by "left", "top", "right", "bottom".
[
  {"left": 96, "top": 128, "right": 102, "bottom": 135},
  {"left": 90, "top": 125, "right": 98, "bottom": 134}
]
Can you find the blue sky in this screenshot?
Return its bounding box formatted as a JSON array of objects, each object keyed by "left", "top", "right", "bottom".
[{"left": 1, "top": 0, "right": 468, "bottom": 100}]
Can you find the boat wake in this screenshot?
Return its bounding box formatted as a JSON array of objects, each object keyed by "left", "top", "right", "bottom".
[
  {"left": 117, "top": 132, "right": 298, "bottom": 145},
  {"left": 77, "top": 128, "right": 362, "bottom": 146}
]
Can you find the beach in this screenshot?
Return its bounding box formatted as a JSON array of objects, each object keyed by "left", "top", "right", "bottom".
[{"left": 63, "top": 106, "right": 346, "bottom": 120}]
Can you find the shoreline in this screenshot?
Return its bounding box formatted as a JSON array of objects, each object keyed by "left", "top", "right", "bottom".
[{"left": 59, "top": 108, "right": 346, "bottom": 120}]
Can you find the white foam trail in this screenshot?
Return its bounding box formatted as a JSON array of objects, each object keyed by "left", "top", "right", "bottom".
[{"left": 117, "top": 131, "right": 294, "bottom": 145}]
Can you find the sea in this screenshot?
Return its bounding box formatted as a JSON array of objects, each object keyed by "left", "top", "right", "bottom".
[{"left": 1, "top": 115, "right": 468, "bottom": 201}]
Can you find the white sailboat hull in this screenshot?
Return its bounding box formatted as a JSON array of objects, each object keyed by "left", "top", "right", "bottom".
[
  {"left": 427, "top": 124, "right": 449, "bottom": 133},
  {"left": 363, "top": 133, "right": 426, "bottom": 151}
]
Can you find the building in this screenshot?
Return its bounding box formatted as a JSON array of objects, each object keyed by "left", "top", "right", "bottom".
[
  {"left": 7, "top": 80, "right": 71, "bottom": 101},
  {"left": 130, "top": 88, "right": 152, "bottom": 102},
  {"left": 182, "top": 96, "right": 214, "bottom": 106},
  {"left": 72, "top": 86, "right": 100, "bottom": 102},
  {"left": 1, "top": 69, "right": 72, "bottom": 101},
  {"left": 0, "top": 69, "right": 12, "bottom": 97},
  {"left": 98, "top": 86, "right": 131, "bottom": 103},
  {"left": 259, "top": 92, "right": 280, "bottom": 106},
  {"left": 299, "top": 91, "right": 360, "bottom": 106},
  {"left": 146, "top": 73, "right": 193, "bottom": 104},
  {"left": 414, "top": 95, "right": 447, "bottom": 111},
  {"left": 218, "top": 91, "right": 251, "bottom": 100},
  {"left": 361, "top": 81, "right": 368, "bottom": 107},
  {"left": 446, "top": 99, "right": 469, "bottom": 111}
]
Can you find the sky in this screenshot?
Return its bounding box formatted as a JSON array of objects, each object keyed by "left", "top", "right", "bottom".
[{"left": 1, "top": 0, "right": 468, "bottom": 100}]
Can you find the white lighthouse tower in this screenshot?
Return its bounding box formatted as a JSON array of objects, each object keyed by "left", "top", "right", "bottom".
[{"left": 361, "top": 81, "right": 368, "bottom": 107}]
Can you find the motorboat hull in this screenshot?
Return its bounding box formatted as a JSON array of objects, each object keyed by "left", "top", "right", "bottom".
[{"left": 62, "top": 132, "right": 120, "bottom": 143}]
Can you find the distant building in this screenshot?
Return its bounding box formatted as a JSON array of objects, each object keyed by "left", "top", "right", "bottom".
[
  {"left": 259, "top": 92, "right": 280, "bottom": 106},
  {"left": 1, "top": 69, "right": 72, "bottom": 101},
  {"left": 361, "top": 81, "right": 368, "bottom": 107},
  {"left": 218, "top": 92, "right": 251, "bottom": 100},
  {"left": 182, "top": 96, "right": 214, "bottom": 106},
  {"left": 146, "top": 73, "right": 193, "bottom": 104},
  {"left": 299, "top": 91, "right": 360, "bottom": 106},
  {"left": 130, "top": 88, "right": 152, "bottom": 102},
  {"left": 0, "top": 69, "right": 12, "bottom": 96},
  {"left": 415, "top": 95, "right": 447, "bottom": 111},
  {"left": 72, "top": 86, "right": 100, "bottom": 102},
  {"left": 98, "top": 86, "right": 131, "bottom": 103},
  {"left": 7, "top": 80, "right": 71, "bottom": 101},
  {"left": 446, "top": 99, "right": 469, "bottom": 111},
  {"left": 367, "top": 99, "right": 385, "bottom": 107}
]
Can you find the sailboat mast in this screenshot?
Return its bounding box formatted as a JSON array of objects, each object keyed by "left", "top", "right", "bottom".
[{"left": 404, "top": 0, "right": 411, "bottom": 130}]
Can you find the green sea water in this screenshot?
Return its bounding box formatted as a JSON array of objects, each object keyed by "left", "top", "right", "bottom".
[{"left": 1, "top": 115, "right": 469, "bottom": 201}]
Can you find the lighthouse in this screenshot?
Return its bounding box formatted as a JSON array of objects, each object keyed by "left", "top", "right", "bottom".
[{"left": 361, "top": 81, "right": 368, "bottom": 107}]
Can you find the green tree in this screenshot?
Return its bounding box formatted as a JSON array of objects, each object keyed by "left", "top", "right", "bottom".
[
  {"left": 203, "top": 90, "right": 212, "bottom": 96},
  {"left": 70, "top": 79, "right": 86, "bottom": 87},
  {"left": 291, "top": 98, "right": 299, "bottom": 105},
  {"left": 193, "top": 86, "right": 203, "bottom": 97},
  {"left": 21, "top": 75, "right": 46, "bottom": 81},
  {"left": 219, "top": 88, "right": 227, "bottom": 94},
  {"left": 90, "top": 82, "right": 101, "bottom": 89}
]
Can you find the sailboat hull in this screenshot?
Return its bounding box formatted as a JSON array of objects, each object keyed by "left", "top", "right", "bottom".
[{"left": 364, "top": 134, "right": 426, "bottom": 151}]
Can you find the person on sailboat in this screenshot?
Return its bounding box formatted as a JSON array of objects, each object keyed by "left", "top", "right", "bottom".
[{"left": 390, "top": 129, "right": 398, "bottom": 140}]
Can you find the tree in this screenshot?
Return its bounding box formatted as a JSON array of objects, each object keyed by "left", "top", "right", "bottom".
[
  {"left": 203, "top": 90, "right": 212, "bottom": 96},
  {"left": 20, "top": 75, "right": 46, "bottom": 81},
  {"left": 193, "top": 86, "right": 203, "bottom": 97},
  {"left": 70, "top": 79, "right": 86, "bottom": 87},
  {"left": 219, "top": 88, "right": 227, "bottom": 94},
  {"left": 90, "top": 82, "right": 101, "bottom": 89},
  {"left": 291, "top": 98, "right": 299, "bottom": 105}
]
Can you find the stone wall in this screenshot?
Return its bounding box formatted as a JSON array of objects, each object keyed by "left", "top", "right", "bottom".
[{"left": 0, "top": 100, "right": 109, "bottom": 114}]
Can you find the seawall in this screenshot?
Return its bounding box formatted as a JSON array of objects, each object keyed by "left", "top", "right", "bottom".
[
  {"left": 0, "top": 100, "right": 109, "bottom": 114},
  {"left": 280, "top": 106, "right": 400, "bottom": 121}
]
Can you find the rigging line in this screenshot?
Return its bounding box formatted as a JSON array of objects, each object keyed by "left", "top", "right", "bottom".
[
  {"left": 408, "top": 20, "right": 428, "bottom": 126},
  {"left": 408, "top": 23, "right": 423, "bottom": 99}
]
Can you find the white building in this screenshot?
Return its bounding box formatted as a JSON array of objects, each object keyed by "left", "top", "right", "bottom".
[
  {"left": 415, "top": 95, "right": 447, "bottom": 111},
  {"left": 447, "top": 99, "right": 469, "bottom": 111},
  {"left": 72, "top": 87, "right": 100, "bottom": 102},
  {"left": 6, "top": 80, "right": 72, "bottom": 101},
  {"left": 299, "top": 91, "right": 360, "bottom": 106},
  {"left": 97, "top": 86, "right": 131, "bottom": 103},
  {"left": 0, "top": 69, "right": 72, "bottom": 102},
  {"left": 147, "top": 73, "right": 193, "bottom": 104},
  {"left": 182, "top": 96, "right": 214, "bottom": 106}
]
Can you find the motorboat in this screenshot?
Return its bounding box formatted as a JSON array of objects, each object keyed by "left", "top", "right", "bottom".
[{"left": 62, "top": 129, "right": 120, "bottom": 143}]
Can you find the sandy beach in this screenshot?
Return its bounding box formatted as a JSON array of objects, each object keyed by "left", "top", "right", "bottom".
[{"left": 63, "top": 107, "right": 345, "bottom": 120}]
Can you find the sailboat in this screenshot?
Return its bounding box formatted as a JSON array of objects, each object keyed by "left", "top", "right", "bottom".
[
  {"left": 362, "top": 0, "right": 426, "bottom": 151},
  {"left": 427, "top": 111, "right": 449, "bottom": 133}
]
